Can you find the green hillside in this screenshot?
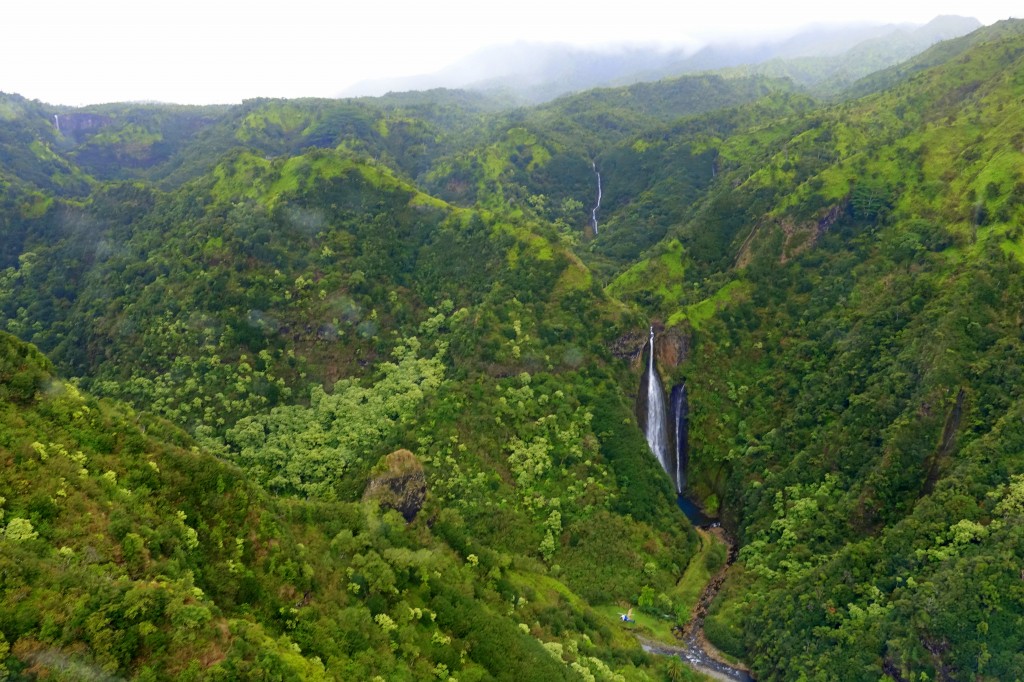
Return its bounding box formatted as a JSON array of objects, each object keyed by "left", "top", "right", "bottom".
[
  {"left": 601, "top": 19, "right": 1024, "bottom": 680},
  {"left": 3, "top": 17, "right": 1024, "bottom": 681},
  {"left": 0, "top": 330, "right": 703, "bottom": 680}
]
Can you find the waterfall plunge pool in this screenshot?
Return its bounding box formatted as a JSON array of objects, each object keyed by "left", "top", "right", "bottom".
[{"left": 677, "top": 495, "right": 717, "bottom": 528}]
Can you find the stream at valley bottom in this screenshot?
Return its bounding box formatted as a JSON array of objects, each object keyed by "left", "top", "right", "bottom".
[{"left": 639, "top": 496, "right": 755, "bottom": 681}]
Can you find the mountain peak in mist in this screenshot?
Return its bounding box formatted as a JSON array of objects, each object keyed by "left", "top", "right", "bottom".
[{"left": 342, "top": 15, "right": 981, "bottom": 103}]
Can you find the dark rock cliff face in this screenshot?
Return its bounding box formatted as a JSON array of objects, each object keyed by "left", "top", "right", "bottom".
[
  {"left": 363, "top": 449, "right": 427, "bottom": 522},
  {"left": 612, "top": 326, "right": 690, "bottom": 371},
  {"left": 656, "top": 329, "right": 689, "bottom": 369},
  {"left": 816, "top": 200, "right": 847, "bottom": 236},
  {"left": 610, "top": 328, "right": 648, "bottom": 366},
  {"left": 53, "top": 113, "right": 112, "bottom": 141}
]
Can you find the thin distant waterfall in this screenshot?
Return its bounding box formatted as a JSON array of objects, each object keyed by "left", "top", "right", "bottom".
[
  {"left": 591, "top": 161, "right": 602, "bottom": 235},
  {"left": 644, "top": 326, "right": 672, "bottom": 482},
  {"left": 670, "top": 383, "right": 689, "bottom": 493},
  {"left": 53, "top": 114, "right": 60, "bottom": 133}
]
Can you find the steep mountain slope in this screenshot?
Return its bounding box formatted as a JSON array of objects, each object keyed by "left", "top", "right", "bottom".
[
  {"left": 0, "top": 94, "right": 92, "bottom": 197},
  {"left": 418, "top": 74, "right": 800, "bottom": 254},
  {"left": 600, "top": 18, "right": 1024, "bottom": 680},
  {"left": 0, "top": 90, "right": 506, "bottom": 197},
  {"left": 721, "top": 15, "right": 982, "bottom": 96},
  {"left": 846, "top": 17, "right": 1024, "bottom": 98}
]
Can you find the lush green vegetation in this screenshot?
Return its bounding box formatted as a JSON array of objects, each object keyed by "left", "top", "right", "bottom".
[
  {"left": 601, "top": 19, "right": 1024, "bottom": 681},
  {"left": 0, "top": 327, "right": 695, "bottom": 680},
  {"left": 4, "top": 17, "right": 1024, "bottom": 681}
]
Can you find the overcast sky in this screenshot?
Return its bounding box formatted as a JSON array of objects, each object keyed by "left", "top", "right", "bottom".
[{"left": 3, "top": 0, "right": 1020, "bottom": 106}]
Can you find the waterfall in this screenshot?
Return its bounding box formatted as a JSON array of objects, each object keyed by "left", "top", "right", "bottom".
[
  {"left": 643, "top": 326, "right": 674, "bottom": 487},
  {"left": 53, "top": 114, "right": 60, "bottom": 133},
  {"left": 670, "top": 383, "right": 689, "bottom": 493},
  {"left": 591, "top": 161, "right": 602, "bottom": 235}
]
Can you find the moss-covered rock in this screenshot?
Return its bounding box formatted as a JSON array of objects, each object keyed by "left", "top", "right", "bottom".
[{"left": 363, "top": 449, "right": 427, "bottom": 522}]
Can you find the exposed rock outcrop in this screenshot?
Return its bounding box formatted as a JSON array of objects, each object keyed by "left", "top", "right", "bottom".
[
  {"left": 612, "top": 326, "right": 690, "bottom": 371},
  {"left": 609, "top": 328, "right": 648, "bottom": 365},
  {"left": 52, "top": 112, "right": 112, "bottom": 140},
  {"left": 656, "top": 328, "right": 690, "bottom": 368},
  {"left": 736, "top": 199, "right": 849, "bottom": 267},
  {"left": 363, "top": 449, "right": 427, "bottom": 522},
  {"left": 816, "top": 201, "right": 846, "bottom": 236}
]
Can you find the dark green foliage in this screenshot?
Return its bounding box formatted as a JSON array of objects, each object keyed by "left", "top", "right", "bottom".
[
  {"left": 4, "top": 19, "right": 1024, "bottom": 680},
  {"left": 431, "top": 584, "right": 576, "bottom": 681},
  {"left": 0, "top": 80, "right": 698, "bottom": 679},
  {"left": 0, "top": 332, "right": 674, "bottom": 680},
  {"left": 0, "top": 331, "right": 52, "bottom": 404}
]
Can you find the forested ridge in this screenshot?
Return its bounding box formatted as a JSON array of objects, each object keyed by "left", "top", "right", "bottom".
[{"left": 2, "top": 18, "right": 1024, "bottom": 681}]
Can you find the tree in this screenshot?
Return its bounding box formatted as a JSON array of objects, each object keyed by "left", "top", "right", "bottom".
[{"left": 4, "top": 517, "right": 37, "bottom": 541}]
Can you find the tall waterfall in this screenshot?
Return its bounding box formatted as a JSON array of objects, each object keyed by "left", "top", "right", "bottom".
[
  {"left": 591, "top": 162, "right": 602, "bottom": 235},
  {"left": 643, "top": 326, "right": 674, "bottom": 486},
  {"left": 53, "top": 114, "right": 60, "bottom": 133},
  {"left": 670, "top": 383, "right": 689, "bottom": 493}
]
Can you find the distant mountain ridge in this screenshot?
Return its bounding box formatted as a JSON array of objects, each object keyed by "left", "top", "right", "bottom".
[
  {"left": 344, "top": 15, "right": 981, "bottom": 102},
  {"left": 719, "top": 14, "right": 985, "bottom": 95}
]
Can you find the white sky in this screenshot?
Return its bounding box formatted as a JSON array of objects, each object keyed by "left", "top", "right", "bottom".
[{"left": 2, "top": 0, "right": 1020, "bottom": 105}]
